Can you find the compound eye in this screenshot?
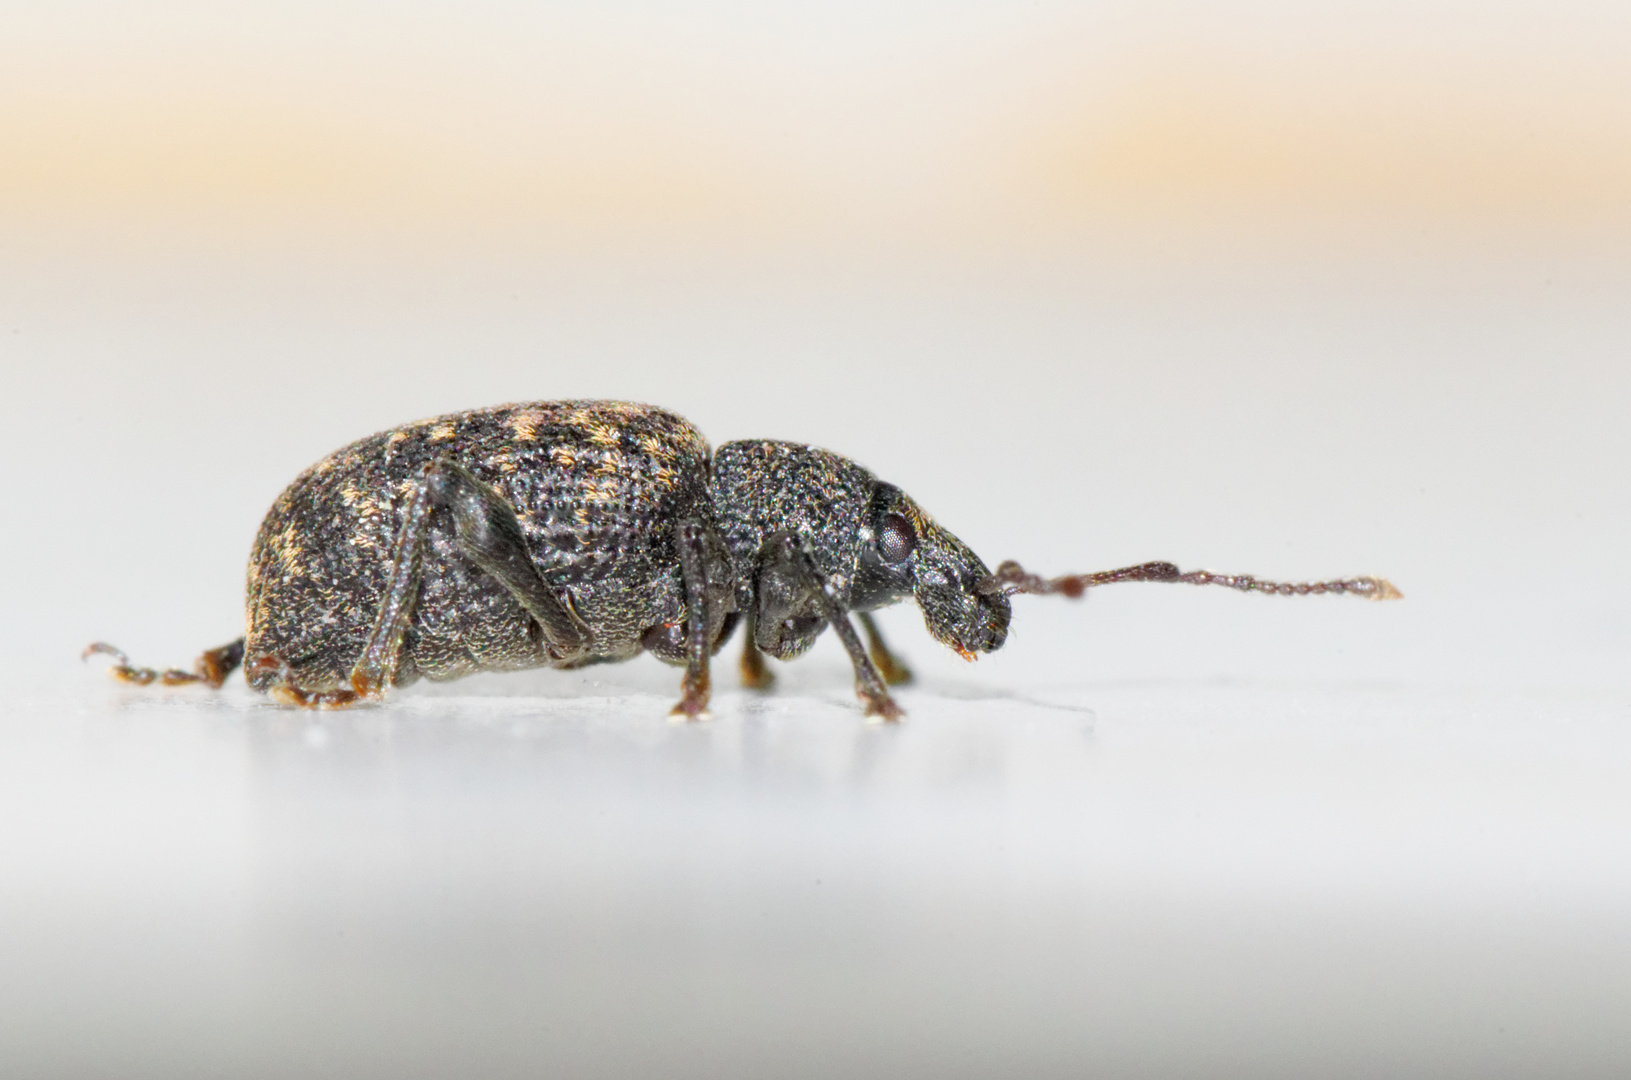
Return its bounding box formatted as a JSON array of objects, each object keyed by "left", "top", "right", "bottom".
[{"left": 878, "top": 513, "right": 916, "bottom": 565}]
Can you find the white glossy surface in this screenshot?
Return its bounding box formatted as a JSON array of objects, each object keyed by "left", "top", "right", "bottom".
[{"left": 3, "top": 669, "right": 1628, "bottom": 1078}]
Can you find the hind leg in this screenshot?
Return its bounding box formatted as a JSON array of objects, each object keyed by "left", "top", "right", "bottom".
[
  {"left": 342, "top": 456, "right": 588, "bottom": 698},
  {"left": 83, "top": 638, "right": 245, "bottom": 689},
  {"left": 249, "top": 456, "right": 588, "bottom": 708}
]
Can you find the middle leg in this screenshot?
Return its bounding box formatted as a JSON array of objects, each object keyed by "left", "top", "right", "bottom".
[
  {"left": 739, "top": 613, "right": 775, "bottom": 691},
  {"left": 670, "top": 519, "right": 716, "bottom": 719}
]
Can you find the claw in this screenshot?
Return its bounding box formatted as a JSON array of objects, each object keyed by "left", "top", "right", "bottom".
[
  {"left": 82, "top": 641, "right": 130, "bottom": 666},
  {"left": 670, "top": 670, "right": 712, "bottom": 721},
  {"left": 862, "top": 693, "right": 905, "bottom": 722}
]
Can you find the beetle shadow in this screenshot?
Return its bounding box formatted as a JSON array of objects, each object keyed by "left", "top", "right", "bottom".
[{"left": 904, "top": 678, "right": 1099, "bottom": 721}]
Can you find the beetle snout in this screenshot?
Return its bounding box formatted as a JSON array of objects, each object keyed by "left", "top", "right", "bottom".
[
  {"left": 908, "top": 519, "right": 1012, "bottom": 660},
  {"left": 917, "top": 575, "right": 1011, "bottom": 659},
  {"left": 945, "top": 589, "right": 1010, "bottom": 658},
  {"left": 966, "top": 592, "right": 1010, "bottom": 654}
]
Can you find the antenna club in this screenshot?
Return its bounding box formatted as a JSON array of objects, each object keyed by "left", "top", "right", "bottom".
[{"left": 1362, "top": 577, "right": 1404, "bottom": 601}]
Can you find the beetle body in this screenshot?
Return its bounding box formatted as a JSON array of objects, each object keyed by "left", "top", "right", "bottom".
[
  {"left": 247, "top": 401, "right": 722, "bottom": 692},
  {"left": 87, "top": 399, "right": 1398, "bottom": 718}
]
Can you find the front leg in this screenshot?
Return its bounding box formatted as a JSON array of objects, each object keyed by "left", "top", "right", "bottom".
[{"left": 756, "top": 534, "right": 903, "bottom": 720}]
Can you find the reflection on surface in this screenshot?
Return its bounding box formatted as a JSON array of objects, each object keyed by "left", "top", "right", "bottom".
[{"left": 2, "top": 674, "right": 1627, "bottom": 1078}]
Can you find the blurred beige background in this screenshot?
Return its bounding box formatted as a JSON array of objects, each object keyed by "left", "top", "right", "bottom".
[{"left": 4, "top": 0, "right": 1630, "bottom": 251}]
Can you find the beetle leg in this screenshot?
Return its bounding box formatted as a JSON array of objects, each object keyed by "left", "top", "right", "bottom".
[
  {"left": 348, "top": 458, "right": 589, "bottom": 698},
  {"left": 426, "top": 460, "right": 589, "bottom": 660},
  {"left": 345, "top": 460, "right": 438, "bottom": 697},
  {"left": 671, "top": 519, "right": 714, "bottom": 720},
  {"left": 248, "top": 655, "right": 368, "bottom": 708},
  {"left": 82, "top": 638, "right": 245, "bottom": 689},
  {"left": 739, "top": 614, "right": 775, "bottom": 690},
  {"left": 823, "top": 607, "right": 903, "bottom": 720},
  {"left": 856, "top": 612, "right": 913, "bottom": 687},
  {"left": 780, "top": 539, "right": 902, "bottom": 721}
]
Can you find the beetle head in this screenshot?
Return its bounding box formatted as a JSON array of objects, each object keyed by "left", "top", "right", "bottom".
[{"left": 853, "top": 484, "right": 1011, "bottom": 659}]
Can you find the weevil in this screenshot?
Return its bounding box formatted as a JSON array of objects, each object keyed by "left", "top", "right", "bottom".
[{"left": 85, "top": 400, "right": 1400, "bottom": 719}]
